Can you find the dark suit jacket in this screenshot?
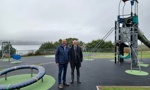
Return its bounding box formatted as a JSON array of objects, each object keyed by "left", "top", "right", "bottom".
[{"left": 69, "top": 45, "right": 83, "bottom": 67}]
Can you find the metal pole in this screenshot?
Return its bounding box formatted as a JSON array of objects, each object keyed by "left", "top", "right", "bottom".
[
  {"left": 1, "top": 42, "right": 3, "bottom": 60},
  {"left": 41, "top": 78, "right": 43, "bottom": 82},
  {"left": 118, "top": 26, "right": 121, "bottom": 63},
  {"left": 115, "top": 21, "right": 117, "bottom": 63},
  {"left": 130, "top": 1, "right": 134, "bottom": 68},
  {"left": 31, "top": 69, "right": 33, "bottom": 77},
  {"left": 134, "top": 1, "right": 136, "bottom": 14},
  {"left": 5, "top": 74, "right": 7, "bottom": 80},
  {"left": 140, "top": 41, "right": 142, "bottom": 61},
  {"left": 9, "top": 42, "right": 10, "bottom": 62},
  {"left": 131, "top": 60, "right": 132, "bottom": 72},
  {"left": 130, "top": 3, "right": 134, "bottom": 65}
]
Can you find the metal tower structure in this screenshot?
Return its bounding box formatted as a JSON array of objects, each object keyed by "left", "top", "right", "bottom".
[
  {"left": 1, "top": 42, "right": 11, "bottom": 62},
  {"left": 115, "top": 0, "right": 139, "bottom": 66}
]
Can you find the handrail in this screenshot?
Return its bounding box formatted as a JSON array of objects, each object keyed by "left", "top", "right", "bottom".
[{"left": 0, "top": 65, "right": 46, "bottom": 90}]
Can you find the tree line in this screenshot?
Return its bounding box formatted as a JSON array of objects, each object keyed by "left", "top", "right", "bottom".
[
  {"left": 35, "top": 38, "right": 114, "bottom": 55},
  {"left": 0, "top": 38, "right": 114, "bottom": 57}
]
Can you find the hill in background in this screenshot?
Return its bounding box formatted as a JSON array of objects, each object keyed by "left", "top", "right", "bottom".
[{"left": 0, "top": 40, "right": 42, "bottom": 45}]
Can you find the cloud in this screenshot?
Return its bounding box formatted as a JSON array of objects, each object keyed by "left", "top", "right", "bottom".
[{"left": 0, "top": 0, "right": 150, "bottom": 43}]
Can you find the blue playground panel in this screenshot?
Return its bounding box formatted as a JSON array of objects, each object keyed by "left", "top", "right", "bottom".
[{"left": 11, "top": 54, "right": 21, "bottom": 60}]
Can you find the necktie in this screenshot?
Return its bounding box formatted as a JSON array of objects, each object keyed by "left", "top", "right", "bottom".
[{"left": 74, "top": 46, "right": 77, "bottom": 51}]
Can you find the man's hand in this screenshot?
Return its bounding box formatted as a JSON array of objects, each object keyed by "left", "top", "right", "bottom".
[{"left": 56, "top": 63, "right": 59, "bottom": 66}]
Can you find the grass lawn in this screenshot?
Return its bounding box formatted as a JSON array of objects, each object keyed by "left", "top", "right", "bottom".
[
  {"left": 84, "top": 51, "right": 150, "bottom": 59},
  {"left": 98, "top": 86, "right": 150, "bottom": 90},
  {"left": 84, "top": 52, "right": 114, "bottom": 59}
]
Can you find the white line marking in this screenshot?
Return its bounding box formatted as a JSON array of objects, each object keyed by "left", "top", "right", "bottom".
[{"left": 96, "top": 86, "right": 99, "bottom": 90}]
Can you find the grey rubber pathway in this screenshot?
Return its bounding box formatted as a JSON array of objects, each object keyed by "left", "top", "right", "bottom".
[{"left": 1, "top": 56, "right": 150, "bottom": 90}]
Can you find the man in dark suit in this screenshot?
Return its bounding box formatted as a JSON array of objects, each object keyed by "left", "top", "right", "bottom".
[
  {"left": 69, "top": 40, "right": 83, "bottom": 84},
  {"left": 55, "top": 39, "right": 70, "bottom": 89}
]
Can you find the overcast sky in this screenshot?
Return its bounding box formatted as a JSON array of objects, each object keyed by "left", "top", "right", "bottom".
[{"left": 0, "top": 0, "right": 150, "bottom": 43}]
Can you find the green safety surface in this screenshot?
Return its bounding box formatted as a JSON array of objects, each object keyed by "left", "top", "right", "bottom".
[
  {"left": 1, "top": 59, "right": 11, "bottom": 62},
  {"left": 138, "top": 63, "right": 149, "bottom": 67},
  {"left": 44, "top": 55, "right": 55, "bottom": 58},
  {"left": 10, "top": 61, "right": 22, "bottom": 64},
  {"left": 98, "top": 86, "right": 150, "bottom": 90},
  {"left": 110, "top": 59, "right": 115, "bottom": 61},
  {"left": 84, "top": 59, "right": 94, "bottom": 61},
  {"left": 125, "top": 70, "right": 149, "bottom": 76},
  {"left": 139, "top": 62, "right": 144, "bottom": 64},
  {"left": 0, "top": 74, "right": 55, "bottom": 90}
]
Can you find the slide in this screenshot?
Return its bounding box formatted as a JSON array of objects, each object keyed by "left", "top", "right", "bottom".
[
  {"left": 138, "top": 28, "right": 150, "bottom": 48},
  {"left": 119, "top": 53, "right": 130, "bottom": 59}
]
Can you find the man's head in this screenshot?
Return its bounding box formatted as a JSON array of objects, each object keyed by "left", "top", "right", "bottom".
[
  {"left": 73, "top": 40, "right": 78, "bottom": 46},
  {"left": 62, "top": 39, "right": 67, "bottom": 46}
]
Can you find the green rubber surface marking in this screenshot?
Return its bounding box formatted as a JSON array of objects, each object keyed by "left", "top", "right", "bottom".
[
  {"left": 45, "top": 55, "right": 55, "bottom": 58},
  {"left": 98, "top": 86, "right": 150, "bottom": 90},
  {"left": 11, "top": 61, "right": 22, "bottom": 64},
  {"left": 6, "top": 84, "right": 11, "bottom": 90},
  {"left": 138, "top": 63, "right": 149, "bottom": 67},
  {"left": 84, "top": 59, "right": 94, "bottom": 61},
  {"left": 0, "top": 74, "right": 55, "bottom": 90},
  {"left": 139, "top": 62, "right": 144, "bottom": 64},
  {"left": 125, "top": 70, "right": 149, "bottom": 76},
  {"left": 110, "top": 59, "right": 115, "bottom": 61},
  {"left": 1, "top": 59, "right": 11, "bottom": 62}
]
